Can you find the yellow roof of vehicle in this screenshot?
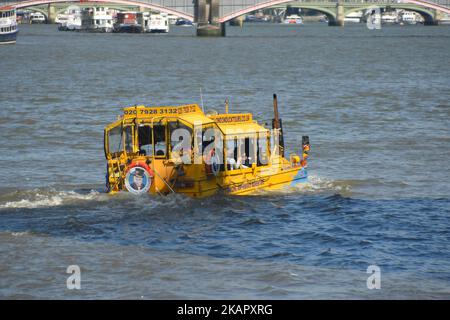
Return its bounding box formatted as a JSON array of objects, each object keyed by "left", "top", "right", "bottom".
[{"left": 119, "top": 104, "right": 268, "bottom": 134}]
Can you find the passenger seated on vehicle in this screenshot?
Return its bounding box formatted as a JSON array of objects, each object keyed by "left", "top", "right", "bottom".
[
  {"left": 155, "top": 142, "right": 166, "bottom": 156},
  {"left": 226, "top": 146, "right": 238, "bottom": 170},
  {"left": 227, "top": 157, "right": 248, "bottom": 169},
  {"left": 238, "top": 155, "right": 249, "bottom": 169},
  {"left": 139, "top": 144, "right": 153, "bottom": 156},
  {"left": 227, "top": 157, "right": 237, "bottom": 170}
]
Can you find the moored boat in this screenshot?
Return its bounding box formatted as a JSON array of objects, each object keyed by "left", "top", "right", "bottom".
[
  {"left": 282, "top": 14, "right": 303, "bottom": 24},
  {"left": 381, "top": 11, "right": 399, "bottom": 24},
  {"left": 142, "top": 12, "right": 169, "bottom": 33},
  {"left": 103, "top": 95, "right": 310, "bottom": 197},
  {"left": 400, "top": 11, "right": 419, "bottom": 25},
  {"left": 112, "top": 11, "right": 170, "bottom": 34},
  {"left": 0, "top": 7, "right": 18, "bottom": 45},
  {"left": 29, "top": 12, "right": 46, "bottom": 24},
  {"left": 56, "top": 6, "right": 81, "bottom": 31},
  {"left": 58, "top": 11, "right": 81, "bottom": 31},
  {"left": 80, "top": 7, "right": 114, "bottom": 33},
  {"left": 175, "top": 18, "right": 193, "bottom": 26},
  {"left": 113, "top": 11, "right": 142, "bottom": 33}
]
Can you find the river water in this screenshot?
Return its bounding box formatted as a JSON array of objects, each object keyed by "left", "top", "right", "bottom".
[{"left": 0, "top": 23, "right": 449, "bottom": 299}]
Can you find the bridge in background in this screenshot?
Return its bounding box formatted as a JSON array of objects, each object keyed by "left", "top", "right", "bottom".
[{"left": 1, "top": 0, "right": 450, "bottom": 36}]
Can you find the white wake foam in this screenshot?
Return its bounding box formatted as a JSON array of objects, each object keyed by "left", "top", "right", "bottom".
[
  {"left": 0, "top": 190, "right": 103, "bottom": 209},
  {"left": 299, "top": 175, "right": 353, "bottom": 193}
]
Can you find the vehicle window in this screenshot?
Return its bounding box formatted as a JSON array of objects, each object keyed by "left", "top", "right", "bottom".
[
  {"left": 124, "top": 126, "right": 133, "bottom": 154},
  {"left": 108, "top": 125, "right": 122, "bottom": 154},
  {"left": 169, "top": 121, "right": 192, "bottom": 153},
  {"left": 258, "top": 132, "right": 269, "bottom": 166},
  {"left": 245, "top": 135, "right": 257, "bottom": 166},
  {"left": 237, "top": 137, "right": 248, "bottom": 168},
  {"left": 138, "top": 125, "right": 153, "bottom": 156},
  {"left": 226, "top": 139, "right": 237, "bottom": 170},
  {"left": 244, "top": 137, "right": 250, "bottom": 166},
  {"left": 154, "top": 125, "right": 166, "bottom": 157}
]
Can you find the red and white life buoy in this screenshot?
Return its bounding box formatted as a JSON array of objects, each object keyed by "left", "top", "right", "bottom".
[{"left": 124, "top": 161, "right": 154, "bottom": 194}]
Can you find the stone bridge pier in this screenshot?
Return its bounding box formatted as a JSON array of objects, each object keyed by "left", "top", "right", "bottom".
[
  {"left": 431, "top": 8, "right": 444, "bottom": 25},
  {"left": 195, "top": 0, "right": 226, "bottom": 36},
  {"left": 47, "top": 4, "right": 56, "bottom": 24},
  {"left": 329, "top": 2, "right": 345, "bottom": 26}
]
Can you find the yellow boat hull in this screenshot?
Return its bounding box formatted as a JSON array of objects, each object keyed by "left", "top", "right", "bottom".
[{"left": 167, "top": 160, "right": 307, "bottom": 198}]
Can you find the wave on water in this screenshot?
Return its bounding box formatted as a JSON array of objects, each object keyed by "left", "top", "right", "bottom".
[
  {"left": 0, "top": 189, "right": 106, "bottom": 210},
  {"left": 298, "top": 175, "right": 353, "bottom": 194},
  {"left": 0, "top": 175, "right": 357, "bottom": 210},
  {"left": 250, "top": 175, "right": 354, "bottom": 197},
  {"left": 10, "top": 231, "right": 30, "bottom": 237}
]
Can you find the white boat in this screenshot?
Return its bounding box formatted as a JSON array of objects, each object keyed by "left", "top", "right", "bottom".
[
  {"left": 55, "top": 14, "right": 67, "bottom": 24},
  {"left": 400, "top": 11, "right": 418, "bottom": 25},
  {"left": 345, "top": 11, "right": 362, "bottom": 23},
  {"left": 55, "top": 6, "right": 80, "bottom": 26},
  {"left": 282, "top": 14, "right": 303, "bottom": 24},
  {"left": 57, "top": 6, "right": 81, "bottom": 30},
  {"left": 58, "top": 12, "right": 81, "bottom": 31},
  {"left": 142, "top": 12, "right": 169, "bottom": 33},
  {"left": 381, "top": 11, "right": 399, "bottom": 24},
  {"left": 0, "top": 7, "right": 18, "bottom": 44},
  {"left": 80, "top": 7, "right": 113, "bottom": 32},
  {"left": 30, "top": 12, "right": 46, "bottom": 24}
]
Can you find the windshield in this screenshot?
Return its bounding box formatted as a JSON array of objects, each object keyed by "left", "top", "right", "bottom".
[
  {"left": 138, "top": 125, "right": 153, "bottom": 156},
  {"left": 137, "top": 124, "right": 166, "bottom": 157},
  {"left": 124, "top": 126, "right": 133, "bottom": 153},
  {"left": 108, "top": 125, "right": 122, "bottom": 154}
]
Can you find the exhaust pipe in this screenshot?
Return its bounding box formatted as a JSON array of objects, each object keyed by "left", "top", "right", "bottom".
[{"left": 272, "top": 94, "right": 285, "bottom": 157}]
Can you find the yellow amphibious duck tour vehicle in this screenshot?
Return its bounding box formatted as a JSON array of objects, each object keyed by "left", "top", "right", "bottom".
[{"left": 104, "top": 95, "right": 310, "bottom": 197}]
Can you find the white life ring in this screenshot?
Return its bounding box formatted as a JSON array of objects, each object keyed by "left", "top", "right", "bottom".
[{"left": 124, "top": 164, "right": 152, "bottom": 195}]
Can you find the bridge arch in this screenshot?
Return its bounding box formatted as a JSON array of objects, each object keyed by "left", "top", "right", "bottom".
[
  {"left": 219, "top": 0, "right": 338, "bottom": 23},
  {"left": 219, "top": 0, "right": 450, "bottom": 24},
  {"left": 391, "top": 5, "right": 435, "bottom": 24},
  {"left": 285, "top": 5, "right": 338, "bottom": 23},
  {"left": 19, "top": 6, "right": 48, "bottom": 19},
  {"left": 344, "top": 5, "right": 435, "bottom": 24},
  {"left": 9, "top": 0, "right": 194, "bottom": 21}
]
